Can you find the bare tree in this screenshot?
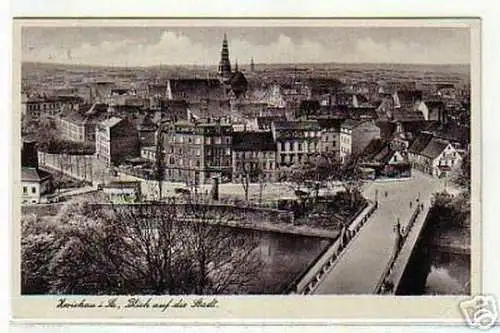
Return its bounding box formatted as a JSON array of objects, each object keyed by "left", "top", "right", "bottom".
[
  {"left": 21, "top": 193, "right": 263, "bottom": 295},
  {"left": 238, "top": 161, "right": 263, "bottom": 202},
  {"left": 258, "top": 172, "right": 267, "bottom": 205}
]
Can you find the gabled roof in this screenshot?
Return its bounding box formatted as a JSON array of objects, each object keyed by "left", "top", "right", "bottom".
[
  {"left": 272, "top": 120, "right": 321, "bottom": 131},
  {"left": 341, "top": 119, "right": 362, "bottom": 130},
  {"left": 168, "top": 78, "right": 224, "bottom": 101},
  {"left": 361, "top": 138, "right": 386, "bottom": 161},
  {"left": 232, "top": 131, "right": 276, "bottom": 152},
  {"left": 420, "top": 138, "right": 450, "bottom": 159},
  {"left": 21, "top": 167, "right": 52, "bottom": 182},
  {"left": 375, "top": 121, "right": 397, "bottom": 140},
  {"left": 408, "top": 132, "right": 434, "bottom": 154}
]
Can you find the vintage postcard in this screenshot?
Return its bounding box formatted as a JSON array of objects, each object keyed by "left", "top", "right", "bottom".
[{"left": 12, "top": 18, "right": 482, "bottom": 325}]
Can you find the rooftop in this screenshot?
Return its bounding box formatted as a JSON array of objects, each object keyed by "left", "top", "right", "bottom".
[
  {"left": 232, "top": 131, "right": 276, "bottom": 152},
  {"left": 21, "top": 167, "right": 52, "bottom": 182},
  {"left": 272, "top": 120, "right": 321, "bottom": 131},
  {"left": 420, "top": 138, "right": 450, "bottom": 159},
  {"left": 100, "top": 117, "right": 123, "bottom": 128}
]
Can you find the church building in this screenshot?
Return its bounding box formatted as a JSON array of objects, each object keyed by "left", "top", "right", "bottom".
[{"left": 217, "top": 34, "right": 249, "bottom": 99}]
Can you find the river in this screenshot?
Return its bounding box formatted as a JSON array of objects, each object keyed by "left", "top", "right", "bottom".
[
  {"left": 238, "top": 229, "right": 332, "bottom": 294},
  {"left": 424, "top": 250, "right": 470, "bottom": 295}
]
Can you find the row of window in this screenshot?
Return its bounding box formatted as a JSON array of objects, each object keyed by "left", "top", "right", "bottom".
[
  {"left": 280, "top": 141, "right": 320, "bottom": 152},
  {"left": 235, "top": 161, "right": 276, "bottom": 170},
  {"left": 234, "top": 151, "right": 275, "bottom": 159},
  {"left": 26, "top": 102, "right": 61, "bottom": 111},
  {"left": 340, "top": 135, "right": 351, "bottom": 144},
  {"left": 173, "top": 135, "right": 232, "bottom": 145},
  {"left": 22, "top": 186, "right": 37, "bottom": 194}
]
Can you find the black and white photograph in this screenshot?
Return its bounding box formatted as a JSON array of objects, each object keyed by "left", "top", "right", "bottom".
[{"left": 17, "top": 19, "right": 475, "bottom": 301}]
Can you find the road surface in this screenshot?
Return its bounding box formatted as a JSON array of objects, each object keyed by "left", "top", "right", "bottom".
[{"left": 312, "top": 171, "right": 444, "bottom": 294}]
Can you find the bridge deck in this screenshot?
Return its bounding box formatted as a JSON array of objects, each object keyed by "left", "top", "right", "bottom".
[{"left": 312, "top": 171, "right": 443, "bottom": 294}]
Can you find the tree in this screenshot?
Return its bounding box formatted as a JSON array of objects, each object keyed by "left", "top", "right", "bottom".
[
  {"left": 450, "top": 151, "right": 471, "bottom": 192},
  {"left": 238, "top": 161, "right": 263, "bottom": 202},
  {"left": 257, "top": 172, "right": 267, "bottom": 205},
  {"left": 21, "top": 195, "right": 263, "bottom": 295}
]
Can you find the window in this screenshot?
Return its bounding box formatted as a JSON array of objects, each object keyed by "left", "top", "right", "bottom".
[
  {"left": 205, "top": 137, "right": 211, "bottom": 145},
  {"left": 31, "top": 187, "right": 36, "bottom": 194},
  {"left": 281, "top": 142, "right": 286, "bottom": 151},
  {"left": 196, "top": 149, "right": 201, "bottom": 156},
  {"left": 215, "top": 137, "right": 222, "bottom": 145},
  {"left": 298, "top": 143, "right": 302, "bottom": 151},
  {"left": 195, "top": 137, "right": 201, "bottom": 145},
  {"left": 225, "top": 148, "right": 231, "bottom": 156},
  {"left": 23, "top": 186, "right": 27, "bottom": 194}
]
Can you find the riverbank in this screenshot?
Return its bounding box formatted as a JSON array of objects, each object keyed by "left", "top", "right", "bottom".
[{"left": 428, "top": 227, "right": 470, "bottom": 255}]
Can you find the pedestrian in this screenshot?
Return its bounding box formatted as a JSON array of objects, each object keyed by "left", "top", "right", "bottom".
[
  {"left": 410, "top": 201, "right": 413, "bottom": 209},
  {"left": 385, "top": 191, "right": 388, "bottom": 198}
]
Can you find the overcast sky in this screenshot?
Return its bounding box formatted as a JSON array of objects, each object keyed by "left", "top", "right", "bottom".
[{"left": 21, "top": 26, "right": 471, "bottom": 66}]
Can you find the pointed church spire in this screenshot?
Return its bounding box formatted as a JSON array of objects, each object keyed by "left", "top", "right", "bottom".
[{"left": 218, "top": 33, "right": 232, "bottom": 83}]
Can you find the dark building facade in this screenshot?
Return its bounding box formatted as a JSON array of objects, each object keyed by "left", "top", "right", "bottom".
[{"left": 162, "top": 118, "right": 233, "bottom": 185}]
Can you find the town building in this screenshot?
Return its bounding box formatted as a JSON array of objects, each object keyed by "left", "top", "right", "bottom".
[
  {"left": 408, "top": 134, "right": 463, "bottom": 177},
  {"left": 393, "top": 90, "right": 423, "bottom": 109},
  {"left": 271, "top": 120, "right": 322, "bottom": 167},
  {"left": 232, "top": 131, "right": 277, "bottom": 182},
  {"left": 137, "top": 113, "right": 158, "bottom": 148},
  {"left": 58, "top": 103, "right": 108, "bottom": 143},
  {"left": 95, "top": 117, "right": 139, "bottom": 166},
  {"left": 21, "top": 167, "right": 53, "bottom": 204},
  {"left": 140, "top": 146, "right": 156, "bottom": 162},
  {"left": 339, "top": 119, "right": 381, "bottom": 162},
  {"left": 166, "top": 78, "right": 225, "bottom": 103},
  {"left": 316, "top": 117, "right": 344, "bottom": 156},
  {"left": 418, "top": 100, "right": 448, "bottom": 123},
  {"left": 22, "top": 95, "right": 83, "bottom": 122},
  {"left": 162, "top": 118, "right": 233, "bottom": 185},
  {"left": 360, "top": 138, "right": 411, "bottom": 179}
]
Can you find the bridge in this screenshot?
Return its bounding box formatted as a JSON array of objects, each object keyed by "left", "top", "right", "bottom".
[{"left": 290, "top": 170, "right": 446, "bottom": 295}]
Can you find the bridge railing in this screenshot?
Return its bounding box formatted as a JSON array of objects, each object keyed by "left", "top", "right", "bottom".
[
  {"left": 374, "top": 201, "right": 430, "bottom": 295},
  {"left": 288, "top": 199, "right": 378, "bottom": 294}
]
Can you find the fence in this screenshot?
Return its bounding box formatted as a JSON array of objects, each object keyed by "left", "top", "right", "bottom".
[
  {"left": 288, "top": 199, "right": 378, "bottom": 294},
  {"left": 38, "top": 151, "right": 94, "bottom": 183},
  {"left": 374, "top": 203, "right": 425, "bottom": 294}
]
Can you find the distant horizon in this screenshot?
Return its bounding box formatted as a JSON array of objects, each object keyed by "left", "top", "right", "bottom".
[
  {"left": 22, "top": 27, "right": 471, "bottom": 67},
  {"left": 22, "top": 60, "right": 470, "bottom": 69}
]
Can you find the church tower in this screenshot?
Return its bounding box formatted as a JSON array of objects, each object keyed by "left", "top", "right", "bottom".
[
  {"left": 218, "top": 33, "right": 232, "bottom": 84},
  {"left": 250, "top": 57, "right": 255, "bottom": 72}
]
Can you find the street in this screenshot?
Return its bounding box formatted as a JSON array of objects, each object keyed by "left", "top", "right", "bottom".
[{"left": 312, "top": 170, "right": 444, "bottom": 294}]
